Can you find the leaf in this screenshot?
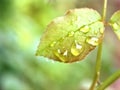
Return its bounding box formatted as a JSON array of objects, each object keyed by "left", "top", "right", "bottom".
[
  {"left": 36, "top": 8, "right": 104, "bottom": 63},
  {"left": 109, "top": 10, "right": 120, "bottom": 39}
]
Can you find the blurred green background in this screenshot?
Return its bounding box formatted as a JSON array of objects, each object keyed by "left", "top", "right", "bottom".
[{"left": 0, "top": 0, "right": 120, "bottom": 90}]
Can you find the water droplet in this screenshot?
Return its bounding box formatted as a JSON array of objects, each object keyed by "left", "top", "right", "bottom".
[
  {"left": 71, "top": 41, "right": 83, "bottom": 56},
  {"left": 80, "top": 25, "right": 90, "bottom": 33},
  {"left": 57, "top": 49, "right": 61, "bottom": 53},
  {"left": 86, "top": 37, "right": 99, "bottom": 46},
  {"left": 99, "top": 28, "right": 104, "bottom": 34},
  {"left": 112, "top": 23, "right": 119, "bottom": 30},
  {"left": 54, "top": 49, "right": 68, "bottom": 62},
  {"left": 63, "top": 50, "right": 68, "bottom": 56},
  {"left": 50, "top": 41, "right": 56, "bottom": 47},
  {"left": 68, "top": 31, "right": 74, "bottom": 37}
]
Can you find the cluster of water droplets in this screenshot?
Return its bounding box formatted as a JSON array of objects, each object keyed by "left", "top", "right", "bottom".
[
  {"left": 50, "top": 39, "right": 69, "bottom": 62},
  {"left": 49, "top": 23, "right": 104, "bottom": 62},
  {"left": 54, "top": 48, "right": 69, "bottom": 62}
]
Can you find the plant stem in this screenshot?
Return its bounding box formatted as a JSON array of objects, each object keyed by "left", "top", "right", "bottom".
[
  {"left": 90, "top": 43, "right": 103, "bottom": 90},
  {"left": 89, "top": 0, "right": 107, "bottom": 90},
  {"left": 102, "top": 0, "right": 107, "bottom": 20},
  {"left": 97, "top": 70, "right": 120, "bottom": 90},
  {"left": 97, "top": 0, "right": 120, "bottom": 89}
]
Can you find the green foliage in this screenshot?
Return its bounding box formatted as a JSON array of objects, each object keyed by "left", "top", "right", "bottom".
[
  {"left": 1, "top": 0, "right": 120, "bottom": 90},
  {"left": 109, "top": 10, "right": 120, "bottom": 39},
  {"left": 36, "top": 8, "right": 104, "bottom": 63}
]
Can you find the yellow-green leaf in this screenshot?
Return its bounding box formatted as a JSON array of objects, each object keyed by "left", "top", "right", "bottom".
[
  {"left": 109, "top": 10, "right": 120, "bottom": 39},
  {"left": 36, "top": 8, "right": 104, "bottom": 63}
]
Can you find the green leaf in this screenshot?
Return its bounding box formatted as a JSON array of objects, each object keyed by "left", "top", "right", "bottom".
[
  {"left": 36, "top": 8, "right": 104, "bottom": 63},
  {"left": 109, "top": 10, "right": 120, "bottom": 39}
]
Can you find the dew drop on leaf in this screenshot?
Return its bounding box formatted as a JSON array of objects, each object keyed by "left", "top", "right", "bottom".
[
  {"left": 63, "top": 50, "right": 68, "bottom": 56},
  {"left": 86, "top": 37, "right": 99, "bottom": 46},
  {"left": 57, "top": 49, "right": 61, "bottom": 54},
  {"left": 71, "top": 41, "right": 84, "bottom": 56},
  {"left": 54, "top": 49, "right": 68, "bottom": 62},
  {"left": 80, "top": 25, "right": 90, "bottom": 33}
]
